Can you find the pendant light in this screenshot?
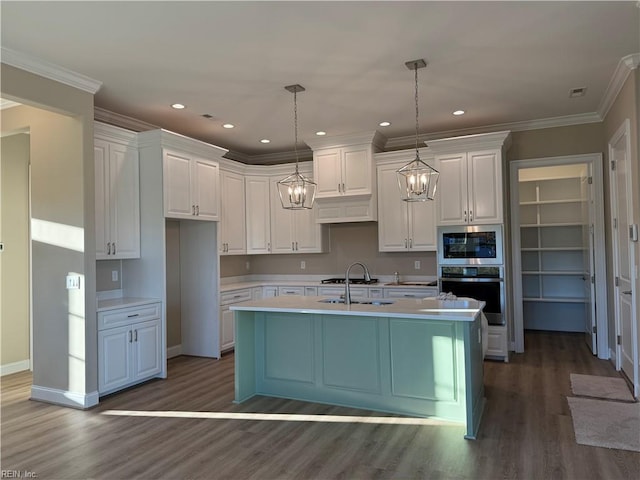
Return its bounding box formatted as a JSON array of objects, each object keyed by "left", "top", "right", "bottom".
[
  {"left": 396, "top": 59, "right": 439, "bottom": 201},
  {"left": 277, "top": 84, "right": 316, "bottom": 210}
]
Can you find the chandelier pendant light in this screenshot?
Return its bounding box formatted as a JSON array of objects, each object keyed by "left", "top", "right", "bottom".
[
  {"left": 277, "top": 84, "right": 317, "bottom": 210},
  {"left": 396, "top": 59, "right": 439, "bottom": 202}
]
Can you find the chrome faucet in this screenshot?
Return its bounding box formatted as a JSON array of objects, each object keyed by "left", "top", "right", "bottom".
[{"left": 344, "top": 262, "right": 372, "bottom": 305}]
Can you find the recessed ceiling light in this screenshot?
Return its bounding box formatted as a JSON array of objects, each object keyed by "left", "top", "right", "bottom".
[
  {"left": 222, "top": 123, "right": 235, "bottom": 129},
  {"left": 171, "top": 103, "right": 186, "bottom": 109},
  {"left": 260, "top": 139, "right": 270, "bottom": 144},
  {"left": 316, "top": 131, "right": 326, "bottom": 136},
  {"left": 379, "top": 121, "right": 391, "bottom": 127},
  {"left": 453, "top": 110, "right": 465, "bottom": 116}
]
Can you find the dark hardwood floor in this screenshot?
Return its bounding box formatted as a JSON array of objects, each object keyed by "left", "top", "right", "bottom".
[{"left": 2, "top": 331, "right": 639, "bottom": 479}]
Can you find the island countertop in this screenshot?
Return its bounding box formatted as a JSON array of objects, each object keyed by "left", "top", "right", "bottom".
[{"left": 230, "top": 295, "right": 485, "bottom": 322}]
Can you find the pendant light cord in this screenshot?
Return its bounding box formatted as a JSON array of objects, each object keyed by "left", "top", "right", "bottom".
[
  {"left": 414, "top": 62, "right": 420, "bottom": 158},
  {"left": 293, "top": 89, "right": 300, "bottom": 174}
]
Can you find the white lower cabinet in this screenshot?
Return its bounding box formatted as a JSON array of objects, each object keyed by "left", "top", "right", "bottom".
[
  {"left": 383, "top": 287, "right": 438, "bottom": 299},
  {"left": 486, "top": 325, "right": 509, "bottom": 362},
  {"left": 220, "top": 289, "right": 252, "bottom": 352},
  {"left": 98, "top": 302, "right": 162, "bottom": 395}
]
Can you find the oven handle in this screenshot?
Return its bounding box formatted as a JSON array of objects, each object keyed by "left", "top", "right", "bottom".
[{"left": 439, "top": 277, "right": 503, "bottom": 283}]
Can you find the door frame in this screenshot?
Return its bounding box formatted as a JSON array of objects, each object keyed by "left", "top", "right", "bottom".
[
  {"left": 509, "top": 153, "right": 608, "bottom": 356},
  {"left": 608, "top": 118, "right": 638, "bottom": 396}
]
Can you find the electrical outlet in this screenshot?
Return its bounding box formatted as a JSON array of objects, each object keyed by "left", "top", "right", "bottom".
[
  {"left": 112, "top": 270, "right": 118, "bottom": 282},
  {"left": 245, "top": 261, "right": 250, "bottom": 270},
  {"left": 66, "top": 274, "right": 81, "bottom": 289},
  {"left": 414, "top": 260, "right": 421, "bottom": 270},
  {"left": 300, "top": 261, "right": 306, "bottom": 270}
]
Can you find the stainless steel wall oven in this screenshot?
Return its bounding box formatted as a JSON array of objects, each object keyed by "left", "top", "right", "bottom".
[{"left": 437, "top": 224, "right": 503, "bottom": 265}]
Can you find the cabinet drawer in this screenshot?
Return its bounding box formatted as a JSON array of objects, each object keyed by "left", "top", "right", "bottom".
[
  {"left": 221, "top": 289, "right": 252, "bottom": 305},
  {"left": 278, "top": 286, "right": 305, "bottom": 296},
  {"left": 318, "top": 286, "right": 367, "bottom": 298},
  {"left": 384, "top": 288, "right": 437, "bottom": 299},
  {"left": 98, "top": 303, "right": 161, "bottom": 331}
]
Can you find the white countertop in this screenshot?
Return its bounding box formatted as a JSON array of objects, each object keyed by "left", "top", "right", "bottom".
[
  {"left": 97, "top": 297, "right": 161, "bottom": 312},
  {"left": 230, "top": 295, "right": 484, "bottom": 322}
]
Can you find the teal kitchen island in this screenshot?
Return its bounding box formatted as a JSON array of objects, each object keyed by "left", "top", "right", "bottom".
[{"left": 230, "top": 296, "right": 486, "bottom": 439}]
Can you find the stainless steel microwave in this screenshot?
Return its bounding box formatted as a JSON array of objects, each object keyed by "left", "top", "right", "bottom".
[{"left": 437, "top": 224, "right": 504, "bottom": 265}]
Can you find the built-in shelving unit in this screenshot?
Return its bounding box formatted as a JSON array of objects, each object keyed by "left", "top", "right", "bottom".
[{"left": 518, "top": 171, "right": 589, "bottom": 331}]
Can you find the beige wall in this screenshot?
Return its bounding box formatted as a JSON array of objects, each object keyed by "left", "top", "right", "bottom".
[
  {"left": 1, "top": 64, "right": 97, "bottom": 398},
  {"left": 222, "top": 222, "right": 437, "bottom": 278},
  {"left": 603, "top": 68, "right": 639, "bottom": 355},
  {"left": 1, "top": 132, "right": 30, "bottom": 367},
  {"left": 96, "top": 260, "right": 121, "bottom": 291},
  {"left": 507, "top": 123, "right": 604, "bottom": 161}
]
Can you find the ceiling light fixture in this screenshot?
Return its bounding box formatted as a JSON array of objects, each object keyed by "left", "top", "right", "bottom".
[
  {"left": 379, "top": 121, "right": 391, "bottom": 127},
  {"left": 453, "top": 110, "right": 465, "bottom": 116},
  {"left": 223, "top": 123, "right": 235, "bottom": 129},
  {"left": 277, "top": 84, "right": 316, "bottom": 210},
  {"left": 316, "top": 131, "right": 326, "bottom": 136},
  {"left": 396, "top": 59, "right": 439, "bottom": 202},
  {"left": 171, "top": 103, "right": 186, "bottom": 109},
  {"left": 260, "top": 139, "right": 270, "bottom": 144}
]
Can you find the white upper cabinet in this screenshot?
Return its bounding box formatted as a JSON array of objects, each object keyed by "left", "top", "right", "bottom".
[
  {"left": 308, "top": 131, "right": 384, "bottom": 200},
  {"left": 376, "top": 152, "right": 437, "bottom": 252},
  {"left": 428, "top": 131, "right": 511, "bottom": 226},
  {"left": 219, "top": 169, "right": 246, "bottom": 255},
  {"left": 164, "top": 150, "right": 220, "bottom": 221},
  {"left": 138, "top": 129, "right": 227, "bottom": 222},
  {"left": 245, "top": 175, "right": 272, "bottom": 254},
  {"left": 94, "top": 123, "right": 140, "bottom": 260}
]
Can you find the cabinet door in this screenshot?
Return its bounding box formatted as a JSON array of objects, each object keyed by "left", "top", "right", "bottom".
[
  {"left": 220, "top": 171, "right": 246, "bottom": 254},
  {"left": 109, "top": 143, "right": 140, "bottom": 258},
  {"left": 132, "top": 319, "right": 162, "bottom": 381},
  {"left": 164, "top": 150, "right": 194, "bottom": 219},
  {"left": 436, "top": 153, "right": 468, "bottom": 225},
  {"left": 314, "top": 149, "right": 342, "bottom": 198},
  {"left": 408, "top": 201, "right": 437, "bottom": 251},
  {"left": 98, "top": 325, "right": 132, "bottom": 393},
  {"left": 467, "top": 150, "right": 502, "bottom": 224},
  {"left": 193, "top": 159, "right": 220, "bottom": 221},
  {"left": 94, "top": 140, "right": 110, "bottom": 259},
  {"left": 269, "top": 179, "right": 295, "bottom": 253},
  {"left": 377, "top": 166, "right": 410, "bottom": 252},
  {"left": 245, "top": 176, "right": 272, "bottom": 254},
  {"left": 293, "top": 208, "right": 322, "bottom": 253},
  {"left": 341, "top": 144, "right": 372, "bottom": 196},
  {"left": 220, "top": 305, "right": 235, "bottom": 352}
]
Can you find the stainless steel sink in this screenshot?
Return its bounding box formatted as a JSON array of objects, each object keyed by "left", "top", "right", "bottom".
[{"left": 318, "top": 298, "right": 394, "bottom": 306}]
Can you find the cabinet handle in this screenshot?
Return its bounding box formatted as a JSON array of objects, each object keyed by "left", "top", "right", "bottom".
[
  {"left": 107, "top": 242, "right": 111, "bottom": 255},
  {"left": 127, "top": 313, "right": 139, "bottom": 318},
  {"left": 134, "top": 329, "right": 138, "bottom": 342},
  {"left": 342, "top": 183, "right": 345, "bottom": 193},
  {"left": 113, "top": 242, "right": 116, "bottom": 255},
  {"left": 295, "top": 241, "right": 298, "bottom": 251},
  {"left": 192, "top": 205, "right": 196, "bottom": 215},
  {"left": 128, "top": 330, "right": 132, "bottom": 343},
  {"left": 469, "top": 210, "right": 473, "bottom": 222},
  {"left": 409, "top": 238, "right": 413, "bottom": 248},
  {"left": 404, "top": 239, "right": 408, "bottom": 248},
  {"left": 267, "top": 242, "right": 271, "bottom": 252},
  {"left": 292, "top": 242, "right": 295, "bottom": 251},
  {"left": 622, "top": 290, "right": 632, "bottom": 295},
  {"left": 464, "top": 210, "right": 468, "bottom": 223},
  {"left": 196, "top": 205, "right": 200, "bottom": 216},
  {"left": 338, "top": 183, "right": 341, "bottom": 193}
]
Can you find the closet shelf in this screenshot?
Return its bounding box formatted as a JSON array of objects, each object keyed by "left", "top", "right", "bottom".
[
  {"left": 519, "top": 198, "right": 585, "bottom": 206},
  {"left": 521, "top": 270, "right": 585, "bottom": 276},
  {"left": 520, "top": 222, "right": 584, "bottom": 228},
  {"left": 523, "top": 297, "right": 587, "bottom": 304},
  {"left": 521, "top": 247, "right": 586, "bottom": 252}
]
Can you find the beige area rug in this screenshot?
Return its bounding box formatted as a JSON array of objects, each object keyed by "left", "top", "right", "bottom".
[
  {"left": 570, "top": 373, "right": 635, "bottom": 402},
  {"left": 567, "top": 397, "right": 640, "bottom": 452}
]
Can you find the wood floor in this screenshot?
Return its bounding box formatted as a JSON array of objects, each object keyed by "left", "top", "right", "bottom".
[{"left": 2, "top": 331, "right": 639, "bottom": 479}]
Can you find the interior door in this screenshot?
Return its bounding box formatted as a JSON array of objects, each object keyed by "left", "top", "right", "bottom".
[
  {"left": 581, "top": 166, "right": 597, "bottom": 354},
  {"left": 609, "top": 120, "right": 638, "bottom": 397}
]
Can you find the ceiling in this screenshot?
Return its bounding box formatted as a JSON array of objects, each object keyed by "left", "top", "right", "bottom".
[{"left": 1, "top": 1, "right": 638, "bottom": 163}]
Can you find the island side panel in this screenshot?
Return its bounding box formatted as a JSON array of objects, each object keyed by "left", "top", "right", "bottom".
[
  {"left": 234, "top": 310, "right": 257, "bottom": 403},
  {"left": 463, "top": 315, "right": 486, "bottom": 439}
]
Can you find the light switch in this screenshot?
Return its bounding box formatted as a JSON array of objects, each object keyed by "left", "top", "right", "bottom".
[
  {"left": 112, "top": 270, "right": 118, "bottom": 282},
  {"left": 66, "top": 274, "right": 81, "bottom": 289},
  {"left": 414, "top": 260, "right": 421, "bottom": 270}
]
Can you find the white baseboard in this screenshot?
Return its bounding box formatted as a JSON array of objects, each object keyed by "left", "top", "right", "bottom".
[
  {"left": 31, "top": 385, "right": 99, "bottom": 409},
  {"left": 609, "top": 348, "right": 618, "bottom": 366},
  {"left": 167, "top": 344, "right": 182, "bottom": 359},
  {"left": 1, "top": 359, "right": 31, "bottom": 376}
]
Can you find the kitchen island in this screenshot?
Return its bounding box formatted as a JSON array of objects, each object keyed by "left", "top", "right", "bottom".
[{"left": 230, "top": 296, "right": 486, "bottom": 439}]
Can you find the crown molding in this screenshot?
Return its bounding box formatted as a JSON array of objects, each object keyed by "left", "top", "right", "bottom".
[
  {"left": 1, "top": 47, "right": 102, "bottom": 94},
  {"left": 94, "top": 106, "right": 158, "bottom": 132},
  {"left": 137, "top": 129, "right": 228, "bottom": 158},
  {"left": 597, "top": 53, "right": 640, "bottom": 120}
]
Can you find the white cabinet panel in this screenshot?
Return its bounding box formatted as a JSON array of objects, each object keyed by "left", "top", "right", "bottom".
[
  {"left": 245, "top": 176, "right": 272, "bottom": 254},
  {"left": 220, "top": 170, "right": 246, "bottom": 255},
  {"left": 94, "top": 126, "right": 140, "bottom": 260}
]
